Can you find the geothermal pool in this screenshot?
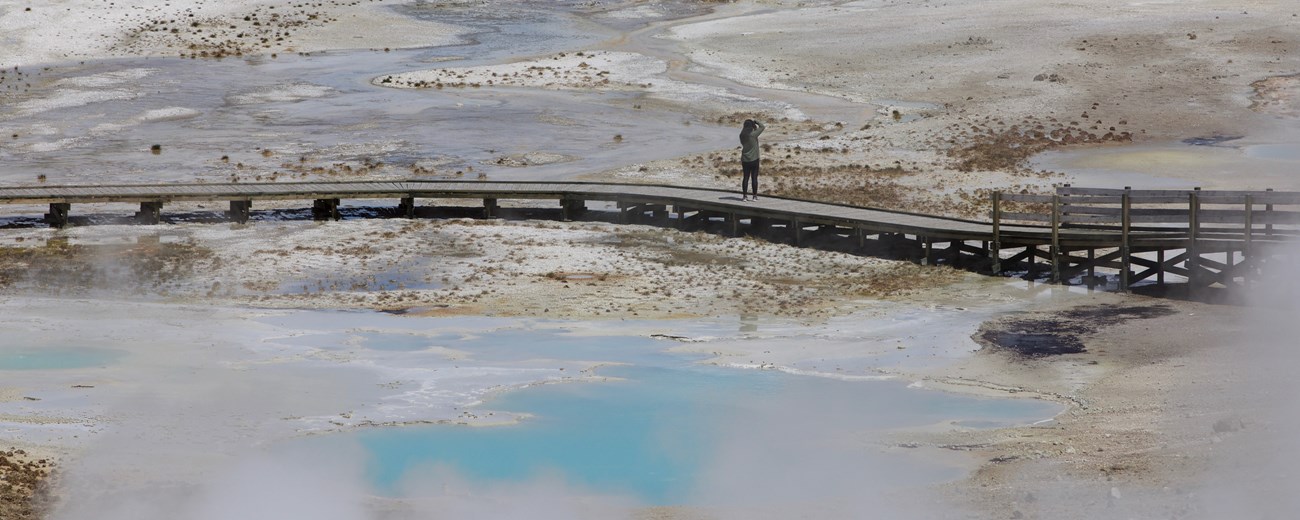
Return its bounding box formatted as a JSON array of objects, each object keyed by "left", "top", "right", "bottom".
[
  {"left": 1, "top": 298, "right": 1061, "bottom": 511},
  {"left": 347, "top": 362, "right": 1058, "bottom": 506}
]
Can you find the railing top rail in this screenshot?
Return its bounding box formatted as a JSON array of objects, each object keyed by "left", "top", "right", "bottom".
[{"left": 1055, "top": 186, "right": 1300, "bottom": 204}]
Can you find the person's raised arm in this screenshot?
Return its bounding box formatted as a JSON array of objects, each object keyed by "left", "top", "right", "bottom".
[{"left": 754, "top": 120, "right": 766, "bottom": 136}]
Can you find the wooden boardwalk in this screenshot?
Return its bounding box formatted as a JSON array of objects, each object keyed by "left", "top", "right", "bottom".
[{"left": 1, "top": 180, "right": 1297, "bottom": 292}]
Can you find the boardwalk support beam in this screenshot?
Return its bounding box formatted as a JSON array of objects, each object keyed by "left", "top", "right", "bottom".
[
  {"left": 312, "top": 198, "right": 340, "bottom": 221},
  {"left": 1120, "top": 190, "right": 1131, "bottom": 291},
  {"left": 45, "top": 203, "right": 70, "bottom": 228},
  {"left": 398, "top": 197, "right": 415, "bottom": 218},
  {"left": 229, "top": 200, "right": 252, "bottom": 224},
  {"left": 990, "top": 192, "right": 1002, "bottom": 274},
  {"left": 1244, "top": 194, "right": 1254, "bottom": 284},
  {"left": 1187, "top": 190, "right": 1200, "bottom": 288},
  {"left": 673, "top": 205, "right": 687, "bottom": 229},
  {"left": 561, "top": 198, "right": 586, "bottom": 221},
  {"left": 483, "top": 198, "right": 499, "bottom": 219},
  {"left": 1050, "top": 194, "right": 1061, "bottom": 283},
  {"left": 137, "top": 201, "right": 163, "bottom": 225}
]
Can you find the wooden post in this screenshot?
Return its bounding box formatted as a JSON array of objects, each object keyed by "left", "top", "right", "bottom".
[
  {"left": 1120, "top": 190, "right": 1131, "bottom": 291},
  {"left": 228, "top": 200, "right": 251, "bottom": 224},
  {"left": 991, "top": 192, "right": 1002, "bottom": 274},
  {"left": 137, "top": 201, "right": 163, "bottom": 225},
  {"left": 674, "top": 205, "right": 686, "bottom": 230},
  {"left": 653, "top": 205, "right": 669, "bottom": 225},
  {"left": 730, "top": 212, "right": 739, "bottom": 237},
  {"left": 1060, "top": 183, "right": 1071, "bottom": 227},
  {"left": 1050, "top": 194, "right": 1061, "bottom": 283},
  {"left": 793, "top": 219, "right": 802, "bottom": 246},
  {"left": 483, "top": 198, "right": 499, "bottom": 219},
  {"left": 1244, "top": 194, "right": 1254, "bottom": 284},
  {"left": 1157, "top": 249, "right": 1165, "bottom": 285},
  {"left": 561, "top": 198, "right": 584, "bottom": 222},
  {"left": 399, "top": 197, "right": 415, "bottom": 218},
  {"left": 312, "top": 198, "right": 340, "bottom": 221},
  {"left": 923, "top": 237, "right": 933, "bottom": 265},
  {"left": 856, "top": 227, "right": 866, "bottom": 250},
  {"left": 1027, "top": 246, "right": 1038, "bottom": 279},
  {"left": 1265, "top": 188, "right": 1274, "bottom": 238},
  {"left": 1188, "top": 189, "right": 1201, "bottom": 287},
  {"left": 45, "top": 202, "right": 71, "bottom": 228},
  {"left": 1087, "top": 248, "right": 1096, "bottom": 286}
]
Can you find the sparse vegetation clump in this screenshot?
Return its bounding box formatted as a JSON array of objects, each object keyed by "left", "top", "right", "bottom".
[
  {"left": 0, "top": 239, "right": 215, "bottom": 295},
  {"left": 113, "top": 3, "right": 348, "bottom": 59},
  {"left": 0, "top": 449, "right": 54, "bottom": 520},
  {"left": 939, "top": 112, "right": 1134, "bottom": 172}
]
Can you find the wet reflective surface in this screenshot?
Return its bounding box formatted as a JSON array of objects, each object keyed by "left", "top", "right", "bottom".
[
  {"left": 0, "top": 2, "right": 731, "bottom": 187},
  {"left": 0, "top": 346, "right": 124, "bottom": 370},
  {"left": 316, "top": 326, "right": 1060, "bottom": 506},
  {"left": 1033, "top": 122, "right": 1300, "bottom": 191}
]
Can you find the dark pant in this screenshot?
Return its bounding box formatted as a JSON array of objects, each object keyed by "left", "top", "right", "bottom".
[{"left": 742, "top": 159, "right": 759, "bottom": 197}]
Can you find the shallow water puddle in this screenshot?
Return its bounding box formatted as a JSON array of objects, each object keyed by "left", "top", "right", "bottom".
[
  {"left": 1245, "top": 143, "right": 1300, "bottom": 162},
  {"left": 0, "top": 2, "right": 732, "bottom": 188},
  {"left": 0, "top": 346, "right": 124, "bottom": 370}
]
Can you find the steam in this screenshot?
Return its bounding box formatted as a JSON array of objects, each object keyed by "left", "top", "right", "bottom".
[
  {"left": 47, "top": 366, "right": 953, "bottom": 520},
  {"left": 689, "top": 381, "right": 947, "bottom": 519},
  {"left": 1192, "top": 241, "right": 1300, "bottom": 518},
  {"left": 388, "top": 467, "right": 639, "bottom": 520},
  {"left": 189, "top": 454, "right": 367, "bottom": 520},
  {"left": 49, "top": 367, "right": 367, "bottom": 520}
]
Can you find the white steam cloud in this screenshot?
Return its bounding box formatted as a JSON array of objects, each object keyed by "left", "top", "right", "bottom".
[{"left": 1193, "top": 240, "right": 1300, "bottom": 518}]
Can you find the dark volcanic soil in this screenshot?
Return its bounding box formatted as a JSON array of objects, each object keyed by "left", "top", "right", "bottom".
[{"left": 974, "top": 303, "right": 1177, "bottom": 357}]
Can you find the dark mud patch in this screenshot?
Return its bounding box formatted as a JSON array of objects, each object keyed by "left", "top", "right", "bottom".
[
  {"left": 1181, "top": 134, "right": 1243, "bottom": 147},
  {"left": 979, "top": 330, "right": 1087, "bottom": 356},
  {"left": 975, "top": 303, "right": 1177, "bottom": 357}
]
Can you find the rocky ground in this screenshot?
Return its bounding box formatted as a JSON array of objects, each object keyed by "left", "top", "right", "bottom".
[
  {"left": 0, "top": 449, "right": 53, "bottom": 520},
  {"left": 0, "top": 217, "right": 965, "bottom": 321}
]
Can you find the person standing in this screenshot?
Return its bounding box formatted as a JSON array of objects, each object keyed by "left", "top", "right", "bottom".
[{"left": 739, "top": 119, "right": 765, "bottom": 201}]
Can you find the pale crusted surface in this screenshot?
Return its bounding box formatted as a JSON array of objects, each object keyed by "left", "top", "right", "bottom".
[
  {"left": 666, "top": 0, "right": 1299, "bottom": 140},
  {"left": 0, "top": 219, "right": 964, "bottom": 321},
  {"left": 0, "top": 0, "right": 464, "bottom": 67},
  {"left": 894, "top": 295, "right": 1254, "bottom": 519}
]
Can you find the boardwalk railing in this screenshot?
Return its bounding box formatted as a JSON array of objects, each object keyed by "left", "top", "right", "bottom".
[
  {"left": 992, "top": 186, "right": 1300, "bottom": 290},
  {"left": 1, "top": 180, "right": 1297, "bottom": 293}
]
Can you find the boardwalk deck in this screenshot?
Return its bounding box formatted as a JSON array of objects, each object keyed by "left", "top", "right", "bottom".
[{"left": 1, "top": 180, "right": 1296, "bottom": 293}]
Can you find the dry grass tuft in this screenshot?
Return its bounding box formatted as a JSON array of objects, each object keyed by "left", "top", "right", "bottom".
[
  {"left": 0, "top": 449, "right": 54, "bottom": 520},
  {"left": 939, "top": 114, "right": 1135, "bottom": 172}
]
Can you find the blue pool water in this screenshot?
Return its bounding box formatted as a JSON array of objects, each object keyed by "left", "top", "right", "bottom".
[
  {"left": 266, "top": 312, "right": 1060, "bottom": 506},
  {"left": 349, "top": 363, "right": 1059, "bottom": 505},
  {"left": 361, "top": 365, "right": 721, "bottom": 503},
  {"left": 0, "top": 346, "right": 123, "bottom": 370}
]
